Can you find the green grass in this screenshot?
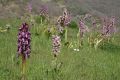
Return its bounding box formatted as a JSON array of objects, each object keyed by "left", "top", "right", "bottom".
[{"left": 0, "top": 19, "right": 120, "bottom": 80}]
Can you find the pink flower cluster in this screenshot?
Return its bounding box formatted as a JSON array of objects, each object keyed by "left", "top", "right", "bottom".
[
  {"left": 17, "top": 23, "right": 31, "bottom": 59},
  {"left": 40, "top": 5, "right": 48, "bottom": 16},
  {"left": 79, "top": 19, "right": 89, "bottom": 38},
  {"left": 52, "top": 35, "right": 61, "bottom": 57},
  {"left": 57, "top": 8, "right": 71, "bottom": 27},
  {"left": 26, "top": 3, "right": 32, "bottom": 13},
  {"left": 102, "top": 17, "right": 116, "bottom": 37}
]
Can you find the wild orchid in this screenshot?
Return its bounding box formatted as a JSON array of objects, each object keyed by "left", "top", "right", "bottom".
[
  {"left": 51, "top": 35, "right": 63, "bottom": 78},
  {"left": 78, "top": 19, "right": 89, "bottom": 47},
  {"left": 57, "top": 8, "right": 71, "bottom": 43},
  {"left": 94, "top": 17, "right": 116, "bottom": 49},
  {"left": 52, "top": 35, "right": 61, "bottom": 58},
  {"left": 101, "top": 17, "right": 116, "bottom": 38},
  {"left": 17, "top": 23, "right": 31, "bottom": 78},
  {"left": 26, "top": 3, "right": 32, "bottom": 13},
  {"left": 40, "top": 5, "right": 48, "bottom": 16},
  {"left": 89, "top": 18, "right": 97, "bottom": 47},
  {"left": 22, "top": 2, "right": 35, "bottom": 27}
]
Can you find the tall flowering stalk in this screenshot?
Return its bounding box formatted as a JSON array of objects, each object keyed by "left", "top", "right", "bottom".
[
  {"left": 63, "top": 9, "right": 71, "bottom": 43},
  {"left": 109, "top": 17, "right": 116, "bottom": 35},
  {"left": 39, "top": 5, "right": 49, "bottom": 29},
  {"left": 92, "top": 19, "right": 97, "bottom": 29},
  {"left": 51, "top": 35, "right": 61, "bottom": 72},
  {"left": 62, "top": 8, "right": 71, "bottom": 26},
  {"left": 26, "top": 3, "right": 32, "bottom": 13},
  {"left": 52, "top": 35, "right": 61, "bottom": 58},
  {"left": 94, "top": 17, "right": 116, "bottom": 49},
  {"left": 78, "top": 19, "right": 89, "bottom": 47},
  {"left": 51, "top": 35, "right": 62, "bottom": 78},
  {"left": 57, "top": 8, "right": 71, "bottom": 42},
  {"left": 23, "top": 2, "right": 35, "bottom": 27},
  {"left": 102, "top": 18, "right": 110, "bottom": 37},
  {"left": 40, "top": 5, "right": 48, "bottom": 16},
  {"left": 17, "top": 23, "right": 31, "bottom": 77},
  {"left": 89, "top": 18, "right": 97, "bottom": 47},
  {"left": 101, "top": 17, "right": 116, "bottom": 39}
]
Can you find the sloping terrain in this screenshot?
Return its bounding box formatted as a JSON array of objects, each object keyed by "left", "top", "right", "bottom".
[
  {"left": 83, "top": 0, "right": 120, "bottom": 17},
  {"left": 0, "top": 0, "right": 120, "bottom": 20}
]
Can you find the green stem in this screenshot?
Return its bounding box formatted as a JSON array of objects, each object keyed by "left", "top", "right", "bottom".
[
  {"left": 21, "top": 55, "right": 26, "bottom": 80},
  {"left": 80, "top": 38, "right": 83, "bottom": 48},
  {"left": 22, "top": 61, "right": 26, "bottom": 75},
  {"left": 65, "top": 27, "right": 68, "bottom": 42}
]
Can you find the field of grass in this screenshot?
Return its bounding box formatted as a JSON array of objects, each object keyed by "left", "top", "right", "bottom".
[{"left": 0, "top": 18, "right": 120, "bottom": 80}]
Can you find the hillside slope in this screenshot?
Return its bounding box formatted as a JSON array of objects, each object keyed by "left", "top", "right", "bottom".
[{"left": 0, "top": 0, "right": 120, "bottom": 20}]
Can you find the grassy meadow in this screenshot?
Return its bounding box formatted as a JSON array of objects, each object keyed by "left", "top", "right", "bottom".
[{"left": 0, "top": 17, "right": 120, "bottom": 80}]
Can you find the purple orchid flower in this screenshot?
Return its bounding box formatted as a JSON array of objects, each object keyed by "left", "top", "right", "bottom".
[
  {"left": 26, "top": 3, "right": 32, "bottom": 13},
  {"left": 40, "top": 5, "right": 48, "bottom": 16},
  {"left": 102, "top": 17, "right": 116, "bottom": 37},
  {"left": 57, "top": 8, "right": 71, "bottom": 27},
  {"left": 52, "top": 35, "right": 61, "bottom": 57},
  {"left": 17, "top": 23, "right": 31, "bottom": 59},
  {"left": 79, "top": 19, "right": 89, "bottom": 38}
]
